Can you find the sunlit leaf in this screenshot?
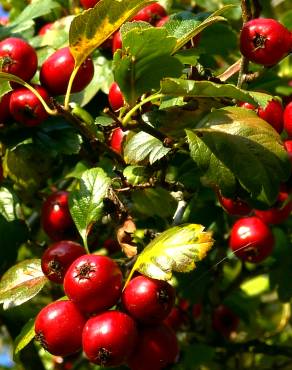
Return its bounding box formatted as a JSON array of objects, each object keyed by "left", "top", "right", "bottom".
[
  {"left": 125, "top": 224, "right": 214, "bottom": 285},
  {"left": 13, "top": 319, "right": 35, "bottom": 360},
  {"left": 0, "top": 259, "right": 48, "bottom": 310}
]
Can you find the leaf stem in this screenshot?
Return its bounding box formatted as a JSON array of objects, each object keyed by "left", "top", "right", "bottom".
[{"left": 64, "top": 66, "right": 80, "bottom": 110}]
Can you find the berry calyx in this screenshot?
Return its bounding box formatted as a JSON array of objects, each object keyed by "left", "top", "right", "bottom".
[
  {"left": 63, "top": 254, "right": 123, "bottom": 314},
  {"left": 40, "top": 47, "right": 94, "bottom": 96},
  {"left": 82, "top": 311, "right": 138, "bottom": 366},
  {"left": 122, "top": 275, "right": 176, "bottom": 324},
  {"left": 41, "top": 240, "right": 85, "bottom": 283},
  {"left": 132, "top": 3, "right": 167, "bottom": 24},
  {"left": 9, "top": 85, "right": 50, "bottom": 127},
  {"left": 0, "top": 37, "right": 37, "bottom": 81},
  {"left": 35, "top": 300, "right": 86, "bottom": 356},
  {"left": 108, "top": 82, "right": 124, "bottom": 111},
  {"left": 240, "top": 18, "right": 292, "bottom": 66},
  {"left": 41, "top": 191, "right": 76, "bottom": 241},
  {"left": 284, "top": 101, "right": 292, "bottom": 137},
  {"left": 212, "top": 305, "right": 239, "bottom": 338},
  {"left": 229, "top": 216, "right": 274, "bottom": 263}
]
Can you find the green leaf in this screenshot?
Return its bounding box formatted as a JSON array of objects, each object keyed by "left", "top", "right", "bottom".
[
  {"left": 13, "top": 319, "right": 35, "bottom": 361},
  {"left": 114, "top": 26, "right": 183, "bottom": 105},
  {"left": 0, "top": 187, "right": 19, "bottom": 222},
  {"left": 10, "top": 0, "right": 59, "bottom": 25},
  {"left": 0, "top": 259, "right": 48, "bottom": 310},
  {"left": 160, "top": 78, "right": 273, "bottom": 109},
  {"left": 125, "top": 224, "right": 214, "bottom": 284},
  {"left": 132, "top": 187, "right": 177, "bottom": 218},
  {"left": 186, "top": 107, "right": 290, "bottom": 205},
  {"left": 69, "top": 168, "right": 111, "bottom": 248},
  {"left": 124, "top": 131, "right": 171, "bottom": 164},
  {"left": 69, "top": 0, "right": 153, "bottom": 67},
  {"left": 123, "top": 165, "right": 151, "bottom": 186},
  {"left": 0, "top": 81, "right": 11, "bottom": 99}
]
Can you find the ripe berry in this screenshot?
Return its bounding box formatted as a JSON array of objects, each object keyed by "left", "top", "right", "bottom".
[
  {"left": 41, "top": 240, "right": 85, "bottom": 283},
  {"left": 112, "top": 30, "right": 122, "bottom": 53},
  {"left": 239, "top": 99, "right": 284, "bottom": 133},
  {"left": 229, "top": 216, "right": 274, "bottom": 263},
  {"left": 217, "top": 190, "right": 252, "bottom": 216},
  {"left": 38, "top": 23, "right": 53, "bottom": 36},
  {"left": 192, "top": 302, "right": 203, "bottom": 320},
  {"left": 35, "top": 300, "right": 86, "bottom": 356},
  {"left": 0, "top": 37, "right": 37, "bottom": 81},
  {"left": 284, "top": 101, "right": 292, "bottom": 137},
  {"left": 155, "top": 15, "right": 169, "bottom": 27},
  {"left": 254, "top": 190, "right": 292, "bottom": 224},
  {"left": 9, "top": 85, "right": 50, "bottom": 127},
  {"left": 109, "top": 127, "right": 127, "bottom": 154},
  {"left": 127, "top": 324, "right": 179, "bottom": 370},
  {"left": 82, "top": 311, "right": 138, "bottom": 366},
  {"left": 63, "top": 254, "right": 123, "bottom": 314},
  {"left": 103, "top": 238, "right": 120, "bottom": 254},
  {"left": 122, "top": 275, "right": 175, "bottom": 324},
  {"left": 108, "top": 82, "right": 124, "bottom": 111},
  {"left": 41, "top": 191, "right": 76, "bottom": 241},
  {"left": 284, "top": 139, "right": 292, "bottom": 165},
  {"left": 0, "top": 91, "right": 12, "bottom": 124},
  {"left": 40, "top": 47, "right": 94, "bottom": 96},
  {"left": 80, "top": 0, "right": 100, "bottom": 9},
  {"left": 164, "top": 306, "right": 188, "bottom": 331},
  {"left": 240, "top": 18, "right": 292, "bottom": 66},
  {"left": 212, "top": 305, "right": 239, "bottom": 338},
  {"left": 132, "top": 3, "right": 167, "bottom": 24}
]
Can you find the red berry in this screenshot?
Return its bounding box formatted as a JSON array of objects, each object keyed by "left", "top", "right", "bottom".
[
  {"left": 0, "top": 16, "right": 8, "bottom": 26},
  {"left": 103, "top": 238, "right": 120, "bottom": 254},
  {"left": 41, "top": 240, "right": 85, "bottom": 283},
  {"left": 127, "top": 324, "right": 179, "bottom": 370},
  {"left": 240, "top": 18, "right": 291, "bottom": 66},
  {"left": 132, "top": 3, "right": 167, "bottom": 24},
  {"left": 63, "top": 254, "right": 123, "bottom": 314},
  {"left": 229, "top": 216, "right": 274, "bottom": 263},
  {"left": 0, "top": 37, "right": 37, "bottom": 81},
  {"left": 192, "top": 302, "right": 203, "bottom": 319},
  {"left": 35, "top": 300, "right": 86, "bottom": 356},
  {"left": 82, "top": 311, "right": 138, "bottom": 366},
  {"left": 0, "top": 91, "right": 12, "bottom": 124},
  {"left": 212, "top": 305, "right": 239, "bottom": 338},
  {"left": 155, "top": 15, "right": 169, "bottom": 27},
  {"left": 9, "top": 85, "right": 50, "bottom": 127},
  {"left": 164, "top": 306, "right": 188, "bottom": 331},
  {"left": 254, "top": 190, "right": 292, "bottom": 224},
  {"left": 109, "top": 127, "right": 127, "bottom": 154},
  {"left": 239, "top": 101, "right": 256, "bottom": 110},
  {"left": 40, "top": 47, "right": 94, "bottom": 96},
  {"left": 38, "top": 23, "right": 53, "bottom": 36},
  {"left": 122, "top": 275, "right": 175, "bottom": 324},
  {"left": 108, "top": 82, "right": 124, "bottom": 111},
  {"left": 217, "top": 191, "right": 252, "bottom": 216},
  {"left": 80, "top": 0, "right": 100, "bottom": 9},
  {"left": 41, "top": 191, "right": 76, "bottom": 241},
  {"left": 284, "top": 101, "right": 292, "bottom": 137},
  {"left": 284, "top": 139, "right": 292, "bottom": 165},
  {"left": 112, "top": 30, "right": 122, "bottom": 53}
]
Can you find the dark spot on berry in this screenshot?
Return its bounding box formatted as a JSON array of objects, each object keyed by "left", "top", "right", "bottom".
[{"left": 97, "top": 347, "right": 112, "bottom": 365}]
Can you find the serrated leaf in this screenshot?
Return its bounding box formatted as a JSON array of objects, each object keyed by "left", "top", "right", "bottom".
[
  {"left": 0, "top": 259, "right": 48, "bottom": 310},
  {"left": 123, "top": 165, "right": 151, "bottom": 186},
  {"left": 69, "top": 0, "right": 153, "bottom": 67},
  {"left": 13, "top": 319, "right": 35, "bottom": 361},
  {"left": 124, "top": 131, "right": 171, "bottom": 164},
  {"left": 114, "top": 26, "right": 183, "bottom": 105},
  {"left": 160, "top": 78, "right": 273, "bottom": 109},
  {"left": 125, "top": 224, "right": 214, "bottom": 285},
  {"left": 187, "top": 107, "right": 290, "bottom": 205},
  {"left": 69, "top": 168, "right": 111, "bottom": 248}
]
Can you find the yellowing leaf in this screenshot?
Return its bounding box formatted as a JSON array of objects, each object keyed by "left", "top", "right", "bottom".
[
  {"left": 69, "top": 0, "right": 154, "bottom": 67},
  {"left": 125, "top": 224, "right": 214, "bottom": 285}
]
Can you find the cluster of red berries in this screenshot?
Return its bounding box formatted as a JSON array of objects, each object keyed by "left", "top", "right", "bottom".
[
  {"left": 0, "top": 38, "right": 94, "bottom": 127},
  {"left": 36, "top": 246, "right": 179, "bottom": 368}
]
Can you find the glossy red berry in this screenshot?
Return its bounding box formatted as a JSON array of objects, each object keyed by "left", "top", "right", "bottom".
[
  {"left": 122, "top": 275, "right": 175, "bottom": 324},
  {"left": 9, "top": 85, "right": 50, "bottom": 127},
  {"left": 254, "top": 190, "right": 292, "bottom": 224},
  {"left": 35, "top": 300, "right": 86, "bottom": 356},
  {"left": 217, "top": 191, "right": 252, "bottom": 216},
  {"left": 229, "top": 216, "right": 274, "bottom": 263},
  {"left": 63, "top": 254, "right": 123, "bottom": 314},
  {"left": 112, "top": 30, "right": 122, "bottom": 53},
  {"left": 38, "top": 23, "right": 53, "bottom": 36},
  {"left": 108, "top": 82, "right": 124, "bottom": 111},
  {"left": 80, "top": 0, "right": 100, "bottom": 9},
  {"left": 41, "top": 191, "right": 76, "bottom": 241},
  {"left": 82, "top": 311, "right": 138, "bottom": 366},
  {"left": 240, "top": 18, "right": 292, "bottom": 66},
  {"left": 0, "top": 91, "right": 12, "bottom": 124},
  {"left": 41, "top": 240, "right": 85, "bottom": 283},
  {"left": 132, "top": 3, "right": 167, "bottom": 24},
  {"left": 212, "top": 305, "right": 239, "bottom": 338},
  {"left": 0, "top": 37, "right": 37, "bottom": 81},
  {"left": 40, "top": 47, "right": 94, "bottom": 96},
  {"left": 109, "top": 127, "right": 127, "bottom": 154},
  {"left": 155, "top": 15, "right": 169, "bottom": 27},
  {"left": 284, "top": 101, "right": 292, "bottom": 137},
  {"left": 284, "top": 139, "right": 292, "bottom": 165},
  {"left": 127, "top": 324, "right": 179, "bottom": 370},
  {"left": 164, "top": 306, "right": 188, "bottom": 331}
]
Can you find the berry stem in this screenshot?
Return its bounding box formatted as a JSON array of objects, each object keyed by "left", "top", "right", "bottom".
[{"left": 64, "top": 65, "right": 80, "bottom": 110}]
